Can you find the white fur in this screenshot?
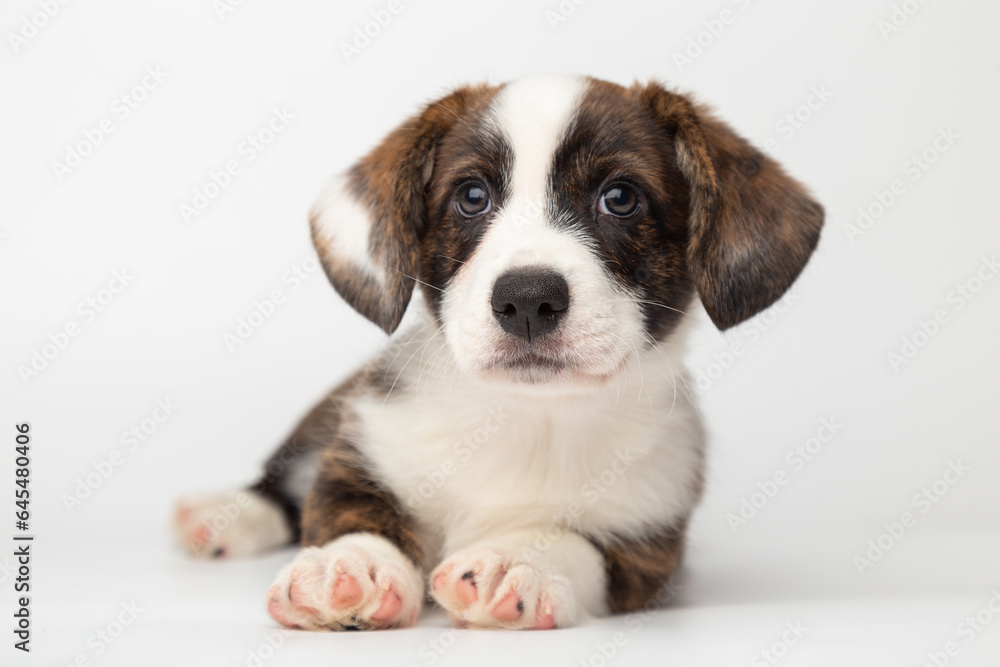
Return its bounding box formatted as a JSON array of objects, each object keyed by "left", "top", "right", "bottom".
[
  {"left": 359, "top": 315, "right": 701, "bottom": 555},
  {"left": 489, "top": 75, "right": 586, "bottom": 206},
  {"left": 174, "top": 490, "right": 292, "bottom": 558},
  {"left": 267, "top": 533, "right": 423, "bottom": 630},
  {"left": 442, "top": 216, "right": 649, "bottom": 389},
  {"left": 430, "top": 530, "right": 607, "bottom": 627},
  {"left": 310, "top": 175, "right": 386, "bottom": 285},
  {"left": 283, "top": 447, "right": 322, "bottom": 506}
]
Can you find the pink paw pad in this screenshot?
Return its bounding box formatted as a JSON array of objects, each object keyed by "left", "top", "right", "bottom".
[
  {"left": 457, "top": 572, "right": 479, "bottom": 605},
  {"left": 289, "top": 578, "right": 318, "bottom": 612},
  {"left": 331, "top": 572, "right": 363, "bottom": 608},
  {"left": 176, "top": 505, "right": 194, "bottom": 523},
  {"left": 490, "top": 590, "right": 523, "bottom": 621},
  {"left": 266, "top": 540, "right": 423, "bottom": 631},
  {"left": 190, "top": 524, "right": 211, "bottom": 548},
  {"left": 267, "top": 586, "right": 300, "bottom": 628},
  {"left": 371, "top": 587, "right": 402, "bottom": 622},
  {"left": 430, "top": 552, "right": 567, "bottom": 630}
]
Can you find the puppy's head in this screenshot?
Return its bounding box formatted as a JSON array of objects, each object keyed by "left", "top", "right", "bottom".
[{"left": 311, "top": 75, "right": 823, "bottom": 389}]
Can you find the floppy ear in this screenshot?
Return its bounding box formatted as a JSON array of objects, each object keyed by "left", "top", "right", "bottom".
[
  {"left": 310, "top": 84, "right": 496, "bottom": 334},
  {"left": 635, "top": 83, "right": 824, "bottom": 330}
]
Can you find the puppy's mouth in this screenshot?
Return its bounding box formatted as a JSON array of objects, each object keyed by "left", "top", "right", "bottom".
[
  {"left": 486, "top": 337, "right": 569, "bottom": 376},
  {"left": 477, "top": 339, "right": 630, "bottom": 388},
  {"left": 499, "top": 352, "right": 566, "bottom": 372}
]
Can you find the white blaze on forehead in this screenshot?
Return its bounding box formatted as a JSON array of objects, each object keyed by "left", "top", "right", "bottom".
[
  {"left": 489, "top": 75, "right": 588, "bottom": 215},
  {"left": 442, "top": 78, "right": 646, "bottom": 386}
]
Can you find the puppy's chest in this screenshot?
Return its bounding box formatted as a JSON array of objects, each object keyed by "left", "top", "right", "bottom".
[{"left": 351, "top": 387, "right": 698, "bottom": 536}]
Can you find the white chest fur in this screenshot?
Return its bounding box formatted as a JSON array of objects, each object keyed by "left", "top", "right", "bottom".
[{"left": 352, "top": 324, "right": 704, "bottom": 558}]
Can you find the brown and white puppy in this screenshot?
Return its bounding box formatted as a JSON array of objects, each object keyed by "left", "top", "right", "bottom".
[{"left": 175, "top": 75, "right": 823, "bottom": 631}]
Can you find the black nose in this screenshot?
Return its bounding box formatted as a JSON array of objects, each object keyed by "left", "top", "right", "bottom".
[{"left": 491, "top": 269, "right": 570, "bottom": 340}]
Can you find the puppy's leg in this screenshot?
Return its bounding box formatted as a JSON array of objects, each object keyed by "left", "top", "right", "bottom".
[
  {"left": 590, "top": 528, "right": 687, "bottom": 613},
  {"left": 430, "top": 526, "right": 687, "bottom": 629},
  {"left": 429, "top": 530, "right": 607, "bottom": 630},
  {"left": 173, "top": 489, "right": 292, "bottom": 559},
  {"left": 265, "top": 447, "right": 424, "bottom": 631},
  {"left": 174, "top": 396, "right": 331, "bottom": 559}
]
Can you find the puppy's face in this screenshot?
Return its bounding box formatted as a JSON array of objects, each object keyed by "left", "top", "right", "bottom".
[
  {"left": 423, "top": 78, "right": 689, "bottom": 387},
  {"left": 311, "top": 76, "right": 823, "bottom": 391}
]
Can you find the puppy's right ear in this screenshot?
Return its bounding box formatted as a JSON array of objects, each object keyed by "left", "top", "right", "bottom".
[{"left": 310, "top": 85, "right": 496, "bottom": 334}]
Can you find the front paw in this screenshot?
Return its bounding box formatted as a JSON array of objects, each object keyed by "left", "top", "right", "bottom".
[
  {"left": 430, "top": 547, "right": 575, "bottom": 629},
  {"left": 266, "top": 534, "right": 422, "bottom": 631}
]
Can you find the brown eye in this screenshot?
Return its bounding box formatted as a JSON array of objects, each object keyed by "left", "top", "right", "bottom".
[
  {"left": 456, "top": 182, "right": 491, "bottom": 218},
  {"left": 599, "top": 184, "right": 640, "bottom": 218}
]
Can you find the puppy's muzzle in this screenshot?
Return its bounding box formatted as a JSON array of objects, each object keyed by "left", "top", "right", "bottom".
[{"left": 490, "top": 269, "right": 570, "bottom": 341}]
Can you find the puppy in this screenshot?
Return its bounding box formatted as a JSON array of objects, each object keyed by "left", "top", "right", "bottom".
[{"left": 175, "top": 74, "right": 823, "bottom": 631}]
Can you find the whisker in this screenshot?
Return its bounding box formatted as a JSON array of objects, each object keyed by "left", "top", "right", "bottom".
[
  {"left": 383, "top": 321, "right": 447, "bottom": 404},
  {"left": 608, "top": 330, "right": 651, "bottom": 417},
  {"left": 420, "top": 332, "right": 454, "bottom": 403},
  {"left": 627, "top": 297, "right": 689, "bottom": 316},
  {"left": 389, "top": 267, "right": 444, "bottom": 293},
  {"left": 381, "top": 317, "right": 440, "bottom": 381},
  {"left": 641, "top": 330, "right": 696, "bottom": 410}
]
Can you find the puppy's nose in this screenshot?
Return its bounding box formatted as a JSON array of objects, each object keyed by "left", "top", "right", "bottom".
[{"left": 491, "top": 269, "right": 569, "bottom": 340}]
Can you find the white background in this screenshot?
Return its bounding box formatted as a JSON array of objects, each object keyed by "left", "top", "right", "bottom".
[{"left": 1, "top": 0, "right": 998, "bottom": 665}]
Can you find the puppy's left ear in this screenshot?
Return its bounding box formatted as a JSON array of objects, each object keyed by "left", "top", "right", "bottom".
[
  {"left": 310, "top": 84, "right": 497, "bottom": 334},
  {"left": 635, "top": 83, "right": 824, "bottom": 330}
]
